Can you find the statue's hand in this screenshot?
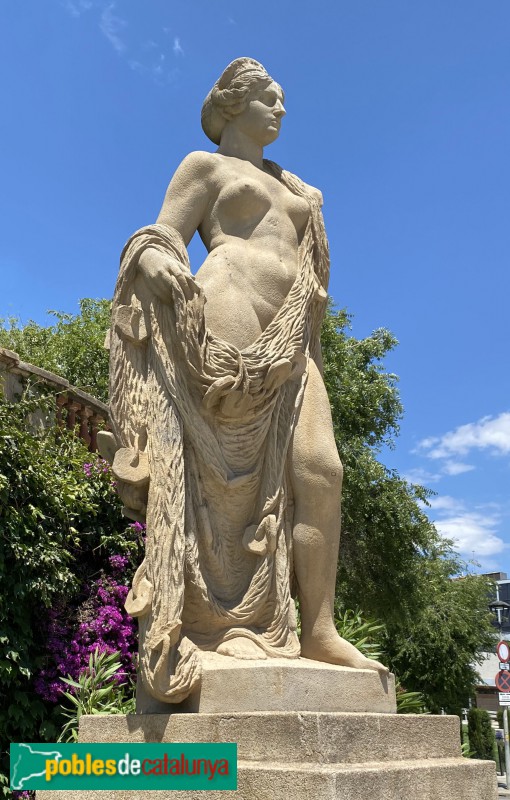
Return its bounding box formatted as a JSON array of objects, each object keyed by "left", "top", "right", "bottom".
[{"left": 138, "top": 247, "right": 197, "bottom": 302}]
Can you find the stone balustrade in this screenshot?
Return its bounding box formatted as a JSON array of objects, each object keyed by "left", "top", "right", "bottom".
[{"left": 0, "top": 346, "right": 108, "bottom": 452}]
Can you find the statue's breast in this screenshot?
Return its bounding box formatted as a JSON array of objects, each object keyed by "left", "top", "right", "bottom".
[
  {"left": 215, "top": 178, "right": 272, "bottom": 230},
  {"left": 213, "top": 176, "right": 310, "bottom": 239}
]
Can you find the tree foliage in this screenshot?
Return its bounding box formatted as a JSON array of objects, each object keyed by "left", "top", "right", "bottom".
[
  {"left": 467, "top": 707, "right": 496, "bottom": 761},
  {"left": 385, "top": 554, "right": 494, "bottom": 714},
  {"left": 0, "top": 299, "right": 111, "bottom": 402},
  {"left": 0, "top": 392, "right": 136, "bottom": 795},
  {"left": 321, "top": 306, "right": 495, "bottom": 713},
  {"left": 0, "top": 300, "right": 496, "bottom": 719}
]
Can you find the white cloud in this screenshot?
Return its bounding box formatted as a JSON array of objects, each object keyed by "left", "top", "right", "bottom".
[
  {"left": 427, "top": 495, "right": 464, "bottom": 513},
  {"left": 435, "top": 511, "right": 505, "bottom": 558},
  {"left": 402, "top": 467, "right": 442, "bottom": 485},
  {"left": 129, "top": 54, "right": 179, "bottom": 86},
  {"left": 427, "top": 494, "right": 506, "bottom": 563},
  {"left": 441, "top": 460, "right": 475, "bottom": 476},
  {"left": 129, "top": 59, "right": 144, "bottom": 74},
  {"left": 99, "top": 3, "right": 127, "bottom": 54},
  {"left": 403, "top": 459, "right": 474, "bottom": 485},
  {"left": 61, "top": 0, "right": 93, "bottom": 16},
  {"left": 419, "top": 411, "right": 510, "bottom": 460},
  {"left": 59, "top": 2, "right": 181, "bottom": 85},
  {"left": 418, "top": 436, "right": 439, "bottom": 450}
]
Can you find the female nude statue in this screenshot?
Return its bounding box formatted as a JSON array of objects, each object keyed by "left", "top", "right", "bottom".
[{"left": 108, "top": 58, "right": 387, "bottom": 704}]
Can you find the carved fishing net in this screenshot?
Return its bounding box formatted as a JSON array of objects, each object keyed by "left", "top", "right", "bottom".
[{"left": 109, "top": 161, "right": 330, "bottom": 703}]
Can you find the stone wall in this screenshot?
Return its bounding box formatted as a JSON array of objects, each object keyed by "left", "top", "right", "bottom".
[{"left": 0, "top": 346, "right": 108, "bottom": 451}]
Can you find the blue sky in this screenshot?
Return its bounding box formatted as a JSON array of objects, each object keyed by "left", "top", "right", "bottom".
[{"left": 1, "top": 1, "right": 509, "bottom": 572}]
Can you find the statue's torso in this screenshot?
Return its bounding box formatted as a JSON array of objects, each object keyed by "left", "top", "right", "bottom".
[{"left": 195, "top": 155, "right": 311, "bottom": 350}]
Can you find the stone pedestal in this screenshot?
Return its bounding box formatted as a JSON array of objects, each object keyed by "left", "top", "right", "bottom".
[
  {"left": 137, "top": 655, "right": 397, "bottom": 714},
  {"left": 36, "top": 658, "right": 496, "bottom": 799},
  {"left": 37, "top": 710, "right": 497, "bottom": 799}
]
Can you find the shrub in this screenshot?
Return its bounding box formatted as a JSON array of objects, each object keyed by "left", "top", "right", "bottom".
[
  {"left": 467, "top": 707, "right": 496, "bottom": 761},
  {"left": 334, "top": 604, "right": 428, "bottom": 714},
  {"left": 58, "top": 649, "right": 136, "bottom": 743},
  {"left": 0, "top": 393, "right": 139, "bottom": 796}
]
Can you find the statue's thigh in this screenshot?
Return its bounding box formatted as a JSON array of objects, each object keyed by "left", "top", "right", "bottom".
[{"left": 289, "top": 358, "right": 343, "bottom": 495}]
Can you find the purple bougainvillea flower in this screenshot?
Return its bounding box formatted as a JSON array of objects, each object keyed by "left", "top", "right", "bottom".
[
  {"left": 109, "top": 554, "right": 129, "bottom": 573},
  {"left": 34, "top": 559, "right": 137, "bottom": 703}
]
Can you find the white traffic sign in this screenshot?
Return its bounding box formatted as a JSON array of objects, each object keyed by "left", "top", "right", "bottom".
[
  {"left": 499, "top": 693, "right": 510, "bottom": 705},
  {"left": 498, "top": 641, "right": 510, "bottom": 662},
  {"left": 501, "top": 663, "right": 510, "bottom": 670}
]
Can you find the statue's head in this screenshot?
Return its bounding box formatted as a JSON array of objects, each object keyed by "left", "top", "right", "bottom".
[{"left": 201, "top": 57, "right": 285, "bottom": 146}]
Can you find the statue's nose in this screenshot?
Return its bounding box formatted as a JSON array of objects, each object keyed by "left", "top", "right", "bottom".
[{"left": 274, "top": 101, "right": 286, "bottom": 118}]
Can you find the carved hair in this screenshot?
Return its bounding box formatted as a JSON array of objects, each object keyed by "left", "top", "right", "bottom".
[{"left": 201, "top": 57, "right": 278, "bottom": 145}]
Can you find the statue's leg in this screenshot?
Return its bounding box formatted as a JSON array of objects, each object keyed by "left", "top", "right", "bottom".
[{"left": 289, "top": 358, "right": 388, "bottom": 673}]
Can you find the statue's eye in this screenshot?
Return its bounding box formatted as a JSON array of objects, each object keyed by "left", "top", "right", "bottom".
[{"left": 261, "top": 90, "right": 277, "bottom": 106}]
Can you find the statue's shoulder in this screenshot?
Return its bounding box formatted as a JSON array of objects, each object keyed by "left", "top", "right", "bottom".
[
  {"left": 176, "top": 150, "right": 219, "bottom": 181},
  {"left": 301, "top": 180, "right": 324, "bottom": 207},
  {"left": 267, "top": 159, "right": 324, "bottom": 207}
]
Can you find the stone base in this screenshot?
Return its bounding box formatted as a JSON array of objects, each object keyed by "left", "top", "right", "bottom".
[
  {"left": 137, "top": 653, "right": 397, "bottom": 714},
  {"left": 37, "top": 711, "right": 497, "bottom": 799}
]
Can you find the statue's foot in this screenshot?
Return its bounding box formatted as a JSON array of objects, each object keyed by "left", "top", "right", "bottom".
[
  {"left": 216, "top": 637, "right": 268, "bottom": 660},
  {"left": 300, "top": 628, "right": 389, "bottom": 676}
]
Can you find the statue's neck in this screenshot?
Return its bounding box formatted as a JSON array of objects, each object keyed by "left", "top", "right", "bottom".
[{"left": 217, "top": 127, "right": 264, "bottom": 169}]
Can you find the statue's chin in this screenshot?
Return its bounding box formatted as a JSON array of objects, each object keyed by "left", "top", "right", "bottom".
[
  {"left": 251, "top": 128, "right": 280, "bottom": 148},
  {"left": 264, "top": 128, "right": 280, "bottom": 146}
]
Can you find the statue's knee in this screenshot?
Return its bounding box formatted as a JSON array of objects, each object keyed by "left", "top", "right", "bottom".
[
  {"left": 325, "top": 455, "right": 343, "bottom": 490},
  {"left": 293, "top": 451, "right": 343, "bottom": 495}
]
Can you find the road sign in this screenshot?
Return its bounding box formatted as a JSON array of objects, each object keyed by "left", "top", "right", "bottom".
[
  {"left": 496, "top": 671, "right": 510, "bottom": 692},
  {"left": 499, "top": 693, "right": 510, "bottom": 705},
  {"left": 501, "top": 663, "right": 510, "bottom": 670},
  {"left": 498, "top": 641, "right": 510, "bottom": 662}
]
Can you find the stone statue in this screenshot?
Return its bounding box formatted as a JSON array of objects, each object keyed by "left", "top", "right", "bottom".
[{"left": 106, "top": 57, "right": 388, "bottom": 705}]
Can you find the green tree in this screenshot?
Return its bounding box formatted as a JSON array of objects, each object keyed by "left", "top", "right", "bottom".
[
  {"left": 0, "top": 392, "right": 137, "bottom": 795},
  {"left": 321, "top": 306, "right": 495, "bottom": 713},
  {"left": 385, "top": 554, "right": 494, "bottom": 714},
  {"left": 0, "top": 300, "right": 496, "bottom": 715},
  {"left": 0, "top": 298, "right": 111, "bottom": 402}
]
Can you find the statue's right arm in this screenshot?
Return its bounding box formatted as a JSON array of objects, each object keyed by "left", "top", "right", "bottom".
[{"left": 137, "top": 151, "right": 216, "bottom": 301}]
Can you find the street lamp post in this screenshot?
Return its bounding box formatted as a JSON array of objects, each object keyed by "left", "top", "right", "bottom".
[
  {"left": 489, "top": 599, "right": 510, "bottom": 787},
  {"left": 489, "top": 600, "right": 510, "bottom": 636}
]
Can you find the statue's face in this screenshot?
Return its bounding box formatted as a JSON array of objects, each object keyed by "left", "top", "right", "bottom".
[{"left": 228, "top": 80, "right": 286, "bottom": 147}]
